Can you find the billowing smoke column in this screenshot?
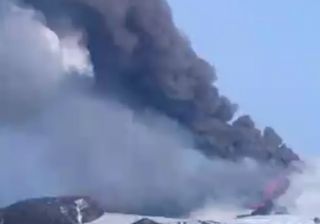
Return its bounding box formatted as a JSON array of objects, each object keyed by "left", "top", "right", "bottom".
[
  {"left": 0, "top": 0, "right": 300, "bottom": 217},
  {"left": 21, "top": 0, "right": 299, "bottom": 165}
]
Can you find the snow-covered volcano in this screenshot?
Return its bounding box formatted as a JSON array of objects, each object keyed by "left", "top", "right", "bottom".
[{"left": 1, "top": 196, "right": 318, "bottom": 224}]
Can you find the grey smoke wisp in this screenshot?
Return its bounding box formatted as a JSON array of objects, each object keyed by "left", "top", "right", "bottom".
[{"left": 0, "top": 0, "right": 299, "bottom": 217}]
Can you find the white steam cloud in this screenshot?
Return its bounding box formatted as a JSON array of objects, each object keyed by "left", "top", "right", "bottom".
[
  {"left": 278, "top": 158, "right": 320, "bottom": 217},
  {"left": 0, "top": 2, "right": 64, "bottom": 121}
]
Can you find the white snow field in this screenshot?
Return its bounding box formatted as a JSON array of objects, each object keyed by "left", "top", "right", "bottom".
[{"left": 90, "top": 213, "right": 316, "bottom": 224}]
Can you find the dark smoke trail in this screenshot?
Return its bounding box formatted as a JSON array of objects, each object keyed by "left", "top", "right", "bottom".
[{"left": 21, "top": 0, "right": 299, "bottom": 165}]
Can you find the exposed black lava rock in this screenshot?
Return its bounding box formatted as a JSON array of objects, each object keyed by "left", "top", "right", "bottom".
[
  {"left": 132, "top": 218, "right": 161, "bottom": 224},
  {"left": 0, "top": 196, "right": 104, "bottom": 224}
]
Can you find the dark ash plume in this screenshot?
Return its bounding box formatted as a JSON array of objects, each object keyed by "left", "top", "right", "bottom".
[{"left": 21, "top": 0, "right": 299, "bottom": 165}]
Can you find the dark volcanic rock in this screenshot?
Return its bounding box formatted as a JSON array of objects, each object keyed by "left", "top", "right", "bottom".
[
  {"left": 0, "top": 196, "right": 104, "bottom": 224},
  {"left": 132, "top": 218, "right": 161, "bottom": 224}
]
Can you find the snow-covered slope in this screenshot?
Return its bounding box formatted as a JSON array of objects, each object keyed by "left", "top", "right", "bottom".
[
  {"left": 90, "top": 213, "right": 193, "bottom": 224},
  {"left": 90, "top": 213, "right": 316, "bottom": 224},
  {"left": 234, "top": 215, "right": 315, "bottom": 224}
]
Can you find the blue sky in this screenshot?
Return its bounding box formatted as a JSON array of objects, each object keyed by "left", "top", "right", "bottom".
[{"left": 168, "top": 1, "right": 320, "bottom": 155}]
